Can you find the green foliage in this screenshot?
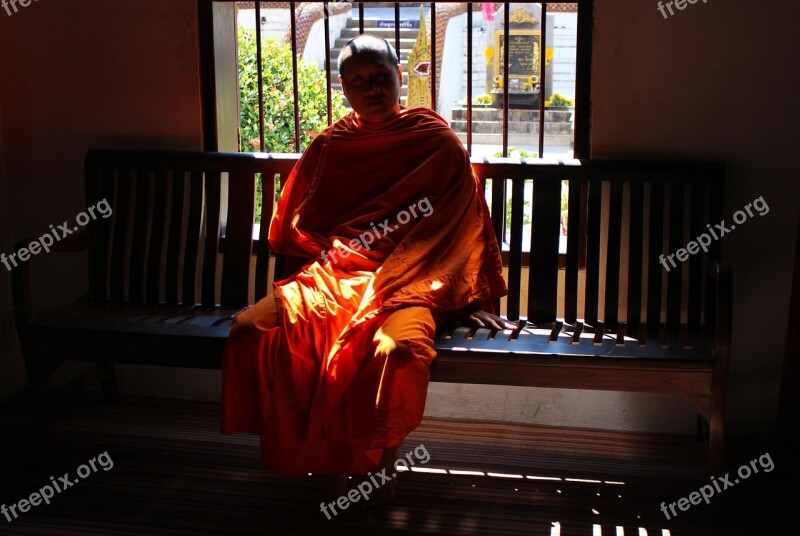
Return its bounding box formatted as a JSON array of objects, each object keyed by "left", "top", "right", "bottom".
[
  {"left": 238, "top": 29, "right": 346, "bottom": 221},
  {"left": 238, "top": 29, "right": 347, "bottom": 153},
  {"left": 493, "top": 146, "right": 538, "bottom": 159},
  {"left": 548, "top": 92, "right": 574, "bottom": 107},
  {"left": 473, "top": 94, "right": 493, "bottom": 105}
]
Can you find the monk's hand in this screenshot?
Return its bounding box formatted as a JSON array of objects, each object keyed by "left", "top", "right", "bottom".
[{"left": 468, "top": 309, "right": 517, "bottom": 331}]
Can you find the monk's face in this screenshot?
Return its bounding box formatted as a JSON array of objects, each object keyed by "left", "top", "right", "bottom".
[{"left": 339, "top": 51, "right": 402, "bottom": 124}]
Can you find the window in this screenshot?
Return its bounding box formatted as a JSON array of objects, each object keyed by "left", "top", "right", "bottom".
[
  {"left": 199, "top": 1, "right": 592, "bottom": 253},
  {"left": 200, "top": 1, "right": 592, "bottom": 159}
]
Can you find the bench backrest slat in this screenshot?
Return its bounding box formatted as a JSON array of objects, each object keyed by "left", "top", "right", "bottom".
[
  {"left": 528, "top": 178, "right": 561, "bottom": 323},
  {"left": 202, "top": 170, "right": 222, "bottom": 306},
  {"left": 626, "top": 181, "right": 645, "bottom": 327},
  {"left": 183, "top": 170, "right": 205, "bottom": 305},
  {"left": 563, "top": 178, "right": 583, "bottom": 324},
  {"left": 506, "top": 177, "right": 524, "bottom": 319},
  {"left": 129, "top": 170, "right": 152, "bottom": 304},
  {"left": 165, "top": 172, "right": 185, "bottom": 305},
  {"left": 603, "top": 180, "right": 624, "bottom": 328},
  {"left": 221, "top": 169, "right": 256, "bottom": 306},
  {"left": 687, "top": 181, "right": 707, "bottom": 327},
  {"left": 469, "top": 159, "right": 723, "bottom": 329},
  {"left": 584, "top": 178, "right": 602, "bottom": 326},
  {"left": 667, "top": 180, "right": 685, "bottom": 326},
  {"left": 85, "top": 151, "right": 723, "bottom": 328},
  {"left": 489, "top": 173, "right": 505, "bottom": 314},
  {"left": 86, "top": 150, "right": 299, "bottom": 307},
  {"left": 646, "top": 181, "right": 666, "bottom": 325},
  {"left": 255, "top": 171, "right": 274, "bottom": 299},
  {"left": 147, "top": 170, "right": 169, "bottom": 304}
]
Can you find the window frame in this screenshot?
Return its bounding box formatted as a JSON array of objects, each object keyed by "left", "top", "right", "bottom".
[{"left": 198, "top": 1, "right": 593, "bottom": 158}]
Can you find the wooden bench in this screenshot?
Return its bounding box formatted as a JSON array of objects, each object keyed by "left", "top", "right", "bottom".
[{"left": 12, "top": 150, "right": 731, "bottom": 472}]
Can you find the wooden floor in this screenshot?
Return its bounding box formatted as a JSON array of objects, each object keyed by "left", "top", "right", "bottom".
[{"left": 0, "top": 394, "right": 796, "bottom": 535}]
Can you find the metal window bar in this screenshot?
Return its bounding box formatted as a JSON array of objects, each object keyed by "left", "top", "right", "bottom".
[
  {"left": 466, "top": 3, "right": 472, "bottom": 154},
  {"left": 324, "top": 2, "right": 332, "bottom": 125},
  {"left": 242, "top": 2, "right": 583, "bottom": 158},
  {"left": 289, "top": 1, "right": 300, "bottom": 151},
  {"left": 431, "top": 3, "right": 436, "bottom": 110},
  {"left": 394, "top": 3, "right": 401, "bottom": 67},
  {"left": 538, "top": 1, "right": 548, "bottom": 157},
  {"left": 255, "top": 1, "right": 265, "bottom": 152}
]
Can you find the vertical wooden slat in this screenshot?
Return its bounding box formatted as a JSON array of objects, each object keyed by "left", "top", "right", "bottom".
[
  {"left": 128, "top": 170, "right": 151, "bottom": 304},
  {"left": 506, "top": 177, "right": 525, "bottom": 320},
  {"left": 146, "top": 170, "right": 168, "bottom": 304},
  {"left": 255, "top": 173, "right": 272, "bottom": 300},
  {"left": 646, "top": 182, "right": 665, "bottom": 325},
  {"left": 688, "top": 180, "right": 706, "bottom": 327},
  {"left": 709, "top": 167, "right": 724, "bottom": 259},
  {"left": 583, "top": 179, "right": 602, "bottom": 326},
  {"left": 603, "top": 179, "right": 623, "bottom": 328},
  {"left": 221, "top": 170, "right": 255, "bottom": 306},
  {"left": 98, "top": 168, "right": 116, "bottom": 302},
  {"left": 564, "top": 178, "right": 582, "bottom": 323},
  {"left": 358, "top": 2, "right": 364, "bottom": 34},
  {"left": 528, "top": 178, "right": 561, "bottom": 323},
  {"left": 165, "top": 171, "right": 185, "bottom": 305},
  {"left": 626, "top": 180, "right": 644, "bottom": 327},
  {"left": 110, "top": 169, "right": 132, "bottom": 303},
  {"left": 666, "top": 181, "right": 685, "bottom": 327},
  {"left": 490, "top": 175, "right": 505, "bottom": 247},
  {"left": 202, "top": 171, "right": 222, "bottom": 306},
  {"left": 490, "top": 173, "right": 505, "bottom": 314},
  {"left": 183, "top": 171, "right": 205, "bottom": 305},
  {"left": 86, "top": 157, "right": 113, "bottom": 302}
]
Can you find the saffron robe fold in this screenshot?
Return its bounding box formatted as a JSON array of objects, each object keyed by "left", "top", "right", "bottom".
[{"left": 221, "top": 107, "right": 506, "bottom": 475}]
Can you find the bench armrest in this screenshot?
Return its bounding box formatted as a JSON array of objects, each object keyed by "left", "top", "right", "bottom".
[{"left": 11, "top": 230, "right": 93, "bottom": 332}]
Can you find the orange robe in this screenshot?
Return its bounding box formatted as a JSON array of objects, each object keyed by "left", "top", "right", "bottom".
[{"left": 221, "top": 107, "right": 506, "bottom": 476}]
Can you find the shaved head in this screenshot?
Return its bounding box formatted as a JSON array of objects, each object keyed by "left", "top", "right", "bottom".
[{"left": 337, "top": 35, "right": 400, "bottom": 77}]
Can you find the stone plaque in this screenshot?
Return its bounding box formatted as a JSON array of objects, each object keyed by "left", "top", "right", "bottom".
[{"left": 494, "top": 30, "right": 541, "bottom": 79}]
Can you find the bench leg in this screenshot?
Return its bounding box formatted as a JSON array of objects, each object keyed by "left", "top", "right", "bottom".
[{"left": 708, "top": 392, "right": 725, "bottom": 475}]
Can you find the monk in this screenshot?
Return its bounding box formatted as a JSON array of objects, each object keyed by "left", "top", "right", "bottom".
[{"left": 221, "top": 35, "right": 512, "bottom": 507}]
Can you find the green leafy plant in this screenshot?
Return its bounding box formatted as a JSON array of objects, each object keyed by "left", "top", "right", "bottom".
[
  {"left": 494, "top": 146, "right": 538, "bottom": 159},
  {"left": 238, "top": 29, "right": 347, "bottom": 154},
  {"left": 238, "top": 29, "right": 346, "bottom": 221},
  {"left": 548, "top": 92, "right": 574, "bottom": 107},
  {"left": 473, "top": 94, "right": 493, "bottom": 105}
]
